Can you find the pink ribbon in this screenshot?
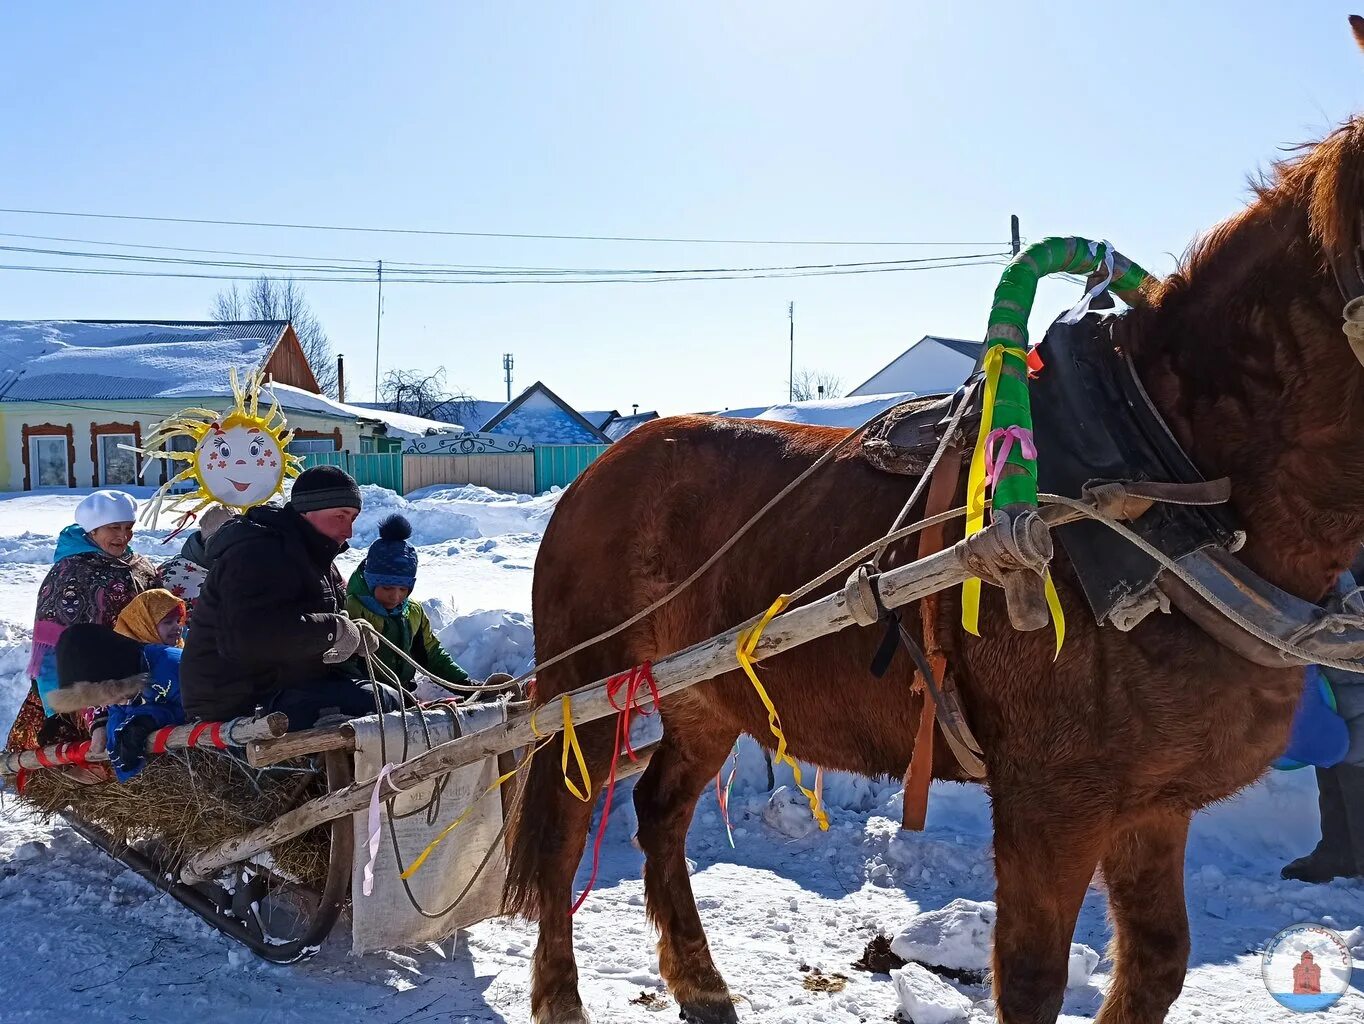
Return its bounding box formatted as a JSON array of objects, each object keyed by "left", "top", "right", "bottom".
[
  {"left": 362, "top": 763, "right": 405, "bottom": 897},
  {"left": 984, "top": 426, "right": 1037, "bottom": 486}
]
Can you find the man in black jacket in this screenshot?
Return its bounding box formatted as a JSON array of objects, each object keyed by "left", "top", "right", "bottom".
[{"left": 181, "top": 466, "right": 399, "bottom": 730}]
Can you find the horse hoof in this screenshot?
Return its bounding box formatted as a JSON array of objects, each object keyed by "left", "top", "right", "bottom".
[
  {"left": 678, "top": 997, "right": 740, "bottom": 1024},
  {"left": 532, "top": 1001, "right": 590, "bottom": 1024}
]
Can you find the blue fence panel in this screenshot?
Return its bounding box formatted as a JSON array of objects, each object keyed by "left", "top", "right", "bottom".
[
  {"left": 534, "top": 444, "right": 610, "bottom": 493},
  {"left": 299, "top": 450, "right": 351, "bottom": 473},
  {"left": 351, "top": 452, "right": 403, "bottom": 492},
  {"left": 298, "top": 450, "right": 402, "bottom": 493}
]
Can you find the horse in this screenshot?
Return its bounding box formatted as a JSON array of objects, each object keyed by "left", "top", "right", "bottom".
[{"left": 503, "top": 20, "right": 1364, "bottom": 1024}]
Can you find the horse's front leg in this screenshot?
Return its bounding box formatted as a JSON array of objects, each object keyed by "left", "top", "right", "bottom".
[
  {"left": 991, "top": 777, "right": 1108, "bottom": 1024},
  {"left": 1095, "top": 809, "right": 1192, "bottom": 1024}
]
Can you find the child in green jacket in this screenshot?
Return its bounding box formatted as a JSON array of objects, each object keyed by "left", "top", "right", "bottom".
[{"left": 346, "top": 514, "right": 472, "bottom": 693}]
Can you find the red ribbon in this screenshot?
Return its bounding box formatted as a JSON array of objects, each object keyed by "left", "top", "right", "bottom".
[{"left": 570, "top": 662, "right": 660, "bottom": 915}]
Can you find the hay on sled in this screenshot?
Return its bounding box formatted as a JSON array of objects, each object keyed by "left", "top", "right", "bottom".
[{"left": 19, "top": 748, "right": 332, "bottom": 888}]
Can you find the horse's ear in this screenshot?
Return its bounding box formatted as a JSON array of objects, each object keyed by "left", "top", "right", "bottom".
[{"left": 1350, "top": 14, "right": 1364, "bottom": 53}]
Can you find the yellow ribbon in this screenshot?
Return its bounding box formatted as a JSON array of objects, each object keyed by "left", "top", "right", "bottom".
[
  {"left": 399, "top": 736, "right": 551, "bottom": 880},
  {"left": 961, "top": 344, "right": 1066, "bottom": 659},
  {"left": 736, "top": 595, "right": 829, "bottom": 831}
]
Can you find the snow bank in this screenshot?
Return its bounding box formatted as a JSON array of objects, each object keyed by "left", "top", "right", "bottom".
[
  {"left": 1189, "top": 769, "right": 1322, "bottom": 867},
  {"left": 428, "top": 605, "right": 535, "bottom": 682},
  {"left": 347, "top": 484, "right": 559, "bottom": 548},
  {"left": 890, "top": 962, "right": 973, "bottom": 1024}
]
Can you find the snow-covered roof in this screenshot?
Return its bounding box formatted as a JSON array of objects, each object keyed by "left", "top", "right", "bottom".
[
  {"left": 602, "top": 411, "right": 659, "bottom": 441},
  {"left": 0, "top": 320, "right": 290, "bottom": 401},
  {"left": 353, "top": 398, "right": 506, "bottom": 432},
  {"left": 708, "top": 392, "right": 916, "bottom": 428},
  {"left": 268, "top": 383, "right": 461, "bottom": 440},
  {"left": 582, "top": 410, "right": 618, "bottom": 430},
  {"left": 482, "top": 382, "right": 612, "bottom": 445},
  {"left": 849, "top": 335, "right": 981, "bottom": 397}
]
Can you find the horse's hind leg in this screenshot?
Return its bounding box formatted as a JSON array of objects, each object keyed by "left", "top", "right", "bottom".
[
  {"left": 633, "top": 714, "right": 742, "bottom": 1023},
  {"left": 1095, "top": 809, "right": 1191, "bottom": 1024},
  {"left": 991, "top": 779, "right": 1108, "bottom": 1024}
]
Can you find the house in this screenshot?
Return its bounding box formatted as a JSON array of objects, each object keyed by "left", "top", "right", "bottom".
[
  {"left": 366, "top": 381, "right": 623, "bottom": 447},
  {"left": 0, "top": 320, "right": 457, "bottom": 492},
  {"left": 482, "top": 382, "right": 612, "bottom": 445},
  {"left": 601, "top": 410, "right": 659, "bottom": 441},
  {"left": 849, "top": 335, "right": 982, "bottom": 397},
  {"left": 707, "top": 392, "right": 916, "bottom": 428}
]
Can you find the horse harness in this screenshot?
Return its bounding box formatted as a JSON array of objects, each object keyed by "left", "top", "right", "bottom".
[{"left": 859, "top": 308, "right": 1364, "bottom": 830}]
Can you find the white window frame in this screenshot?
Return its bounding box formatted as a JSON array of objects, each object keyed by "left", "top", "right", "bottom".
[
  {"left": 29, "top": 435, "right": 70, "bottom": 490},
  {"left": 97, "top": 432, "right": 138, "bottom": 487}
]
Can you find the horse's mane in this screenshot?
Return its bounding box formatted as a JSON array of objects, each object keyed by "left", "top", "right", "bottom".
[{"left": 1156, "top": 119, "right": 1364, "bottom": 299}]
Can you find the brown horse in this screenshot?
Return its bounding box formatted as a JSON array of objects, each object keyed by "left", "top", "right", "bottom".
[{"left": 504, "top": 22, "right": 1364, "bottom": 1024}]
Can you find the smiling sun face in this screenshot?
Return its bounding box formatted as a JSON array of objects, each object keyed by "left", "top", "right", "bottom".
[
  {"left": 135, "top": 369, "right": 303, "bottom": 526},
  {"left": 196, "top": 418, "right": 286, "bottom": 507}
]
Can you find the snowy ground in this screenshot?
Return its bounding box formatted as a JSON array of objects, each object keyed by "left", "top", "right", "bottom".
[{"left": 0, "top": 488, "right": 1362, "bottom": 1023}]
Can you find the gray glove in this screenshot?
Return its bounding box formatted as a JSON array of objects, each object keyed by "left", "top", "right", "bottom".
[{"left": 321, "top": 615, "right": 362, "bottom": 664}]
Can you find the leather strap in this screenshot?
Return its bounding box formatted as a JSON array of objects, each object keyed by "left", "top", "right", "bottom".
[{"left": 901, "top": 440, "right": 966, "bottom": 830}]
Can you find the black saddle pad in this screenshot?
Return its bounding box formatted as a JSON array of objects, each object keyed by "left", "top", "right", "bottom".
[{"left": 1030, "top": 313, "right": 1241, "bottom": 623}]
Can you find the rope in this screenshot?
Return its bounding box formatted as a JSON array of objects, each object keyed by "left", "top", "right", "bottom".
[
  {"left": 501, "top": 409, "right": 893, "bottom": 692},
  {"left": 872, "top": 385, "right": 976, "bottom": 571}
]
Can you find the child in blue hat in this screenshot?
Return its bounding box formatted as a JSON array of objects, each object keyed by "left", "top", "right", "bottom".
[{"left": 345, "top": 514, "right": 473, "bottom": 693}]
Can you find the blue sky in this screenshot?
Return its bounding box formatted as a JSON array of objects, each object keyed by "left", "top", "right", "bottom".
[{"left": 1, "top": 2, "right": 1362, "bottom": 415}]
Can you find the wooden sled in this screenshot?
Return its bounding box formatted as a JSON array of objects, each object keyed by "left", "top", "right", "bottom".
[{"left": 3, "top": 709, "right": 655, "bottom": 964}]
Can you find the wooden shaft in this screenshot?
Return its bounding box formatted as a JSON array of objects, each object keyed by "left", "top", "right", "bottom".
[
  {"left": 0, "top": 713, "right": 288, "bottom": 777},
  {"left": 184, "top": 505, "right": 1093, "bottom": 883}
]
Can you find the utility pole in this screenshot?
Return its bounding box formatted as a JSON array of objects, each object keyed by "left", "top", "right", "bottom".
[
  {"left": 1010, "top": 214, "right": 1021, "bottom": 257},
  {"left": 503, "top": 353, "right": 514, "bottom": 402},
  {"left": 373, "top": 260, "right": 384, "bottom": 403},
  {"left": 788, "top": 301, "right": 795, "bottom": 402}
]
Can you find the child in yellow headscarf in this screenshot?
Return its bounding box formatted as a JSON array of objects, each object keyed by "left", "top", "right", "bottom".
[{"left": 113, "top": 589, "right": 186, "bottom": 647}]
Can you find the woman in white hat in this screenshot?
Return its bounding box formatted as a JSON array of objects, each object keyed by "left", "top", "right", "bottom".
[{"left": 4, "top": 490, "right": 158, "bottom": 752}]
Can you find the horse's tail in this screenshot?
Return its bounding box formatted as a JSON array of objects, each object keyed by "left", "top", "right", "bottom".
[{"left": 501, "top": 665, "right": 621, "bottom": 921}]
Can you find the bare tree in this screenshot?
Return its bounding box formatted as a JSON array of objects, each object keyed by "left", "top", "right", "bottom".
[
  {"left": 787, "top": 368, "right": 844, "bottom": 402},
  {"left": 380, "top": 367, "right": 480, "bottom": 425},
  {"left": 211, "top": 276, "right": 338, "bottom": 398}
]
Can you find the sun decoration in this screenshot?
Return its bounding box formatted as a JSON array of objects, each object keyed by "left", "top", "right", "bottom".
[{"left": 135, "top": 368, "right": 302, "bottom": 526}]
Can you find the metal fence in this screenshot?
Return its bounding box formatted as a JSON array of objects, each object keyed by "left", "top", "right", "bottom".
[{"left": 534, "top": 444, "right": 610, "bottom": 493}]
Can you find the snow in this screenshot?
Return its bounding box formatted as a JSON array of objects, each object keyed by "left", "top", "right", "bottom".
[
  {"left": 890, "top": 962, "right": 975, "bottom": 1023},
  {"left": 0, "top": 485, "right": 1362, "bottom": 1023},
  {"left": 710, "top": 392, "right": 917, "bottom": 429},
  {"left": 266, "top": 382, "right": 460, "bottom": 440},
  {"left": 891, "top": 898, "right": 995, "bottom": 971},
  {"left": 0, "top": 320, "right": 284, "bottom": 401}
]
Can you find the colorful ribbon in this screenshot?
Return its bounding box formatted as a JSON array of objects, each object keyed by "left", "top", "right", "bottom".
[{"left": 737, "top": 596, "right": 828, "bottom": 831}]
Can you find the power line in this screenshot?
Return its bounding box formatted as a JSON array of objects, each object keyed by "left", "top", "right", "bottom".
[
  {"left": 0, "top": 206, "right": 1007, "bottom": 248},
  {"left": 0, "top": 255, "right": 1010, "bottom": 286},
  {"left": 0, "top": 241, "right": 1011, "bottom": 278}
]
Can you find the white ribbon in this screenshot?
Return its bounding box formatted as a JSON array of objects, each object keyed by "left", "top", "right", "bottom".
[
  {"left": 361, "top": 762, "right": 404, "bottom": 897},
  {"left": 1060, "top": 239, "right": 1117, "bottom": 324}
]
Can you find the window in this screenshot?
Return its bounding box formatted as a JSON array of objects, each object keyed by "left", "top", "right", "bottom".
[
  {"left": 30, "top": 435, "right": 70, "bottom": 489},
  {"left": 287, "top": 438, "right": 339, "bottom": 455},
  {"left": 163, "top": 435, "right": 197, "bottom": 493},
  {"left": 98, "top": 433, "right": 137, "bottom": 486}
]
